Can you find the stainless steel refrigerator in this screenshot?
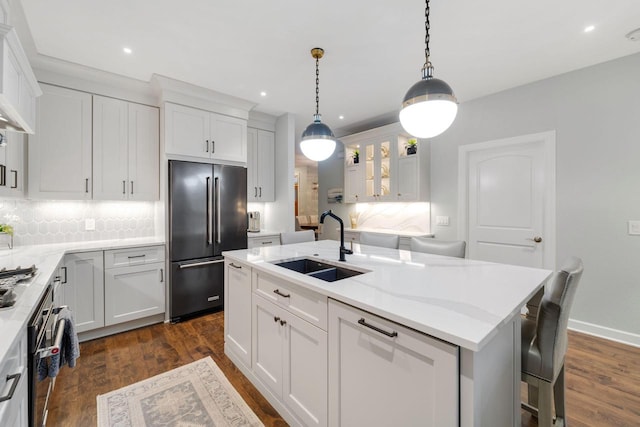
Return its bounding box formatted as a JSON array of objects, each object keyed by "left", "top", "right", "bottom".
[{"left": 169, "top": 160, "right": 247, "bottom": 321}]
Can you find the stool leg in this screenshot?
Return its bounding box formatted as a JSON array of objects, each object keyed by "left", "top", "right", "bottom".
[
  {"left": 528, "top": 384, "right": 539, "bottom": 409},
  {"left": 554, "top": 365, "right": 566, "bottom": 425},
  {"left": 538, "top": 380, "right": 554, "bottom": 427}
]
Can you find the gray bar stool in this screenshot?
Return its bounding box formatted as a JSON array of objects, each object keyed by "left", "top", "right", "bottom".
[
  {"left": 358, "top": 232, "right": 399, "bottom": 249},
  {"left": 280, "top": 230, "right": 315, "bottom": 245},
  {"left": 409, "top": 237, "right": 466, "bottom": 258}
]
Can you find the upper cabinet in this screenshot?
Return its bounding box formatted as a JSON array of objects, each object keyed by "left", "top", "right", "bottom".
[
  {"left": 0, "top": 130, "right": 24, "bottom": 197},
  {"left": 0, "top": 23, "right": 42, "bottom": 133},
  {"left": 29, "top": 84, "right": 93, "bottom": 199},
  {"left": 29, "top": 84, "right": 160, "bottom": 200},
  {"left": 164, "top": 102, "right": 247, "bottom": 164},
  {"left": 343, "top": 123, "right": 430, "bottom": 203},
  {"left": 93, "top": 95, "right": 159, "bottom": 200},
  {"left": 247, "top": 127, "right": 275, "bottom": 202}
]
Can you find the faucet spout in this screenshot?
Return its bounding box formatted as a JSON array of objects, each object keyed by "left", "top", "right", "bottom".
[{"left": 320, "top": 210, "right": 352, "bottom": 261}]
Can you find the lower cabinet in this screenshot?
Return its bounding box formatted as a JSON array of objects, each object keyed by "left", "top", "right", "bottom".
[
  {"left": 328, "top": 299, "right": 459, "bottom": 427},
  {"left": 253, "top": 294, "right": 327, "bottom": 427},
  {"left": 0, "top": 331, "right": 28, "bottom": 427},
  {"left": 104, "top": 262, "right": 165, "bottom": 326},
  {"left": 62, "top": 251, "right": 105, "bottom": 333},
  {"left": 225, "top": 260, "right": 252, "bottom": 368}
]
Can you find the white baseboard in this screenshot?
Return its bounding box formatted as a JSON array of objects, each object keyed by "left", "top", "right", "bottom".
[{"left": 568, "top": 319, "right": 640, "bottom": 348}]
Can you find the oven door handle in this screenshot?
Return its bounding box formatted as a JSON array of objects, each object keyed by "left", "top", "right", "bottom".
[{"left": 37, "top": 315, "right": 67, "bottom": 359}]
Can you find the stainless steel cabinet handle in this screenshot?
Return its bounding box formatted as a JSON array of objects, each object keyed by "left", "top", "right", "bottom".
[
  {"left": 229, "top": 263, "right": 242, "bottom": 269},
  {"left": 358, "top": 318, "right": 398, "bottom": 338},
  {"left": 61, "top": 266, "right": 68, "bottom": 284},
  {"left": 160, "top": 268, "right": 164, "bottom": 282},
  {"left": 0, "top": 373, "right": 21, "bottom": 403},
  {"left": 179, "top": 259, "right": 225, "bottom": 269},
  {"left": 215, "top": 177, "right": 221, "bottom": 243},
  {"left": 10, "top": 170, "right": 17, "bottom": 188},
  {"left": 122, "top": 180, "right": 126, "bottom": 194},
  {"left": 273, "top": 289, "right": 290, "bottom": 298},
  {"left": 206, "top": 177, "right": 212, "bottom": 245}
]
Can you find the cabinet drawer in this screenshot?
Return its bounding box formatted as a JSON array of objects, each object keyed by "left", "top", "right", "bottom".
[
  {"left": 248, "top": 236, "right": 279, "bottom": 248},
  {"left": 104, "top": 245, "right": 165, "bottom": 268},
  {"left": 253, "top": 271, "right": 327, "bottom": 330}
]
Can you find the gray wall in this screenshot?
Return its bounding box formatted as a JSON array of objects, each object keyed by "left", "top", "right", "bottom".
[{"left": 430, "top": 52, "right": 640, "bottom": 339}]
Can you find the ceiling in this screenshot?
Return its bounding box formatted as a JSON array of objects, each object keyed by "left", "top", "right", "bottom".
[{"left": 17, "top": 0, "right": 640, "bottom": 165}]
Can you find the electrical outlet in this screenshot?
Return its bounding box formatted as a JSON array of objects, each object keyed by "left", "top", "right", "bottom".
[
  {"left": 85, "top": 218, "right": 96, "bottom": 231},
  {"left": 628, "top": 220, "right": 640, "bottom": 235},
  {"left": 436, "top": 216, "right": 450, "bottom": 226}
]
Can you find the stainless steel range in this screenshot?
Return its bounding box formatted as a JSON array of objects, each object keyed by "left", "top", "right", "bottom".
[{"left": 0, "top": 265, "right": 37, "bottom": 308}]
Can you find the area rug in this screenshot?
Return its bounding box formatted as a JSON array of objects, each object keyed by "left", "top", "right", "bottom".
[{"left": 97, "top": 357, "right": 264, "bottom": 426}]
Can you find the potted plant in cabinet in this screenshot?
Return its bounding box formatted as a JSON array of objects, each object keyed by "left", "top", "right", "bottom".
[
  {"left": 352, "top": 149, "right": 360, "bottom": 164},
  {"left": 405, "top": 139, "right": 417, "bottom": 155}
]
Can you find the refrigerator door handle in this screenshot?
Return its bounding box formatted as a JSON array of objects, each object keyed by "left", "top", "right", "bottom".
[
  {"left": 206, "top": 177, "right": 213, "bottom": 245},
  {"left": 179, "top": 259, "right": 225, "bottom": 269},
  {"left": 215, "top": 176, "right": 221, "bottom": 243}
]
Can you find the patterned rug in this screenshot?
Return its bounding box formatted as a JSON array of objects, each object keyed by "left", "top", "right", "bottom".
[{"left": 97, "top": 357, "right": 264, "bottom": 426}]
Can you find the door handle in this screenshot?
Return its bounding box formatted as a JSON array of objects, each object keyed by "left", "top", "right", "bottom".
[
  {"left": 211, "top": 140, "right": 215, "bottom": 153},
  {"left": 205, "top": 139, "right": 209, "bottom": 153},
  {"left": 0, "top": 373, "right": 21, "bottom": 403},
  {"left": 273, "top": 289, "right": 290, "bottom": 298},
  {"left": 215, "top": 177, "right": 221, "bottom": 244},
  {"left": 61, "top": 266, "right": 68, "bottom": 284},
  {"left": 528, "top": 236, "right": 543, "bottom": 243},
  {"left": 358, "top": 318, "right": 398, "bottom": 338},
  {"left": 229, "top": 263, "right": 242, "bottom": 269},
  {"left": 179, "top": 259, "right": 225, "bottom": 269},
  {"left": 131, "top": 181, "right": 134, "bottom": 195},
  {"left": 159, "top": 268, "right": 164, "bottom": 282},
  {"left": 254, "top": 187, "right": 257, "bottom": 197},
  {"left": 206, "top": 177, "right": 212, "bottom": 245},
  {"left": 259, "top": 187, "right": 262, "bottom": 197},
  {"left": 85, "top": 178, "right": 89, "bottom": 193},
  {"left": 122, "top": 180, "right": 126, "bottom": 195}
]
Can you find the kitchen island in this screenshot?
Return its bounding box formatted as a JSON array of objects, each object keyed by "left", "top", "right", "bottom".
[{"left": 223, "top": 239, "right": 552, "bottom": 427}]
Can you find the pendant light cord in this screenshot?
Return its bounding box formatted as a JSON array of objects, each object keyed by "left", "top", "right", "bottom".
[
  {"left": 315, "top": 56, "right": 320, "bottom": 116},
  {"left": 422, "top": 0, "right": 433, "bottom": 77}
]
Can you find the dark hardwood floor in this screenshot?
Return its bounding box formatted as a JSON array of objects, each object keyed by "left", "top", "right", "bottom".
[{"left": 48, "top": 311, "right": 639, "bottom": 426}]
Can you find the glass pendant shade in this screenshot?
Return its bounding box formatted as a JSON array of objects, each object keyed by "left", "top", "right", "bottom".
[
  {"left": 400, "top": 77, "right": 458, "bottom": 138},
  {"left": 300, "top": 114, "right": 336, "bottom": 161}
]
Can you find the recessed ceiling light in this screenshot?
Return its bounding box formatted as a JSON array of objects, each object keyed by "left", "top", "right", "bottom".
[
  {"left": 584, "top": 25, "right": 595, "bottom": 33},
  {"left": 123, "top": 47, "right": 133, "bottom": 54},
  {"left": 339, "top": 115, "right": 344, "bottom": 120},
  {"left": 260, "top": 91, "right": 267, "bottom": 97}
]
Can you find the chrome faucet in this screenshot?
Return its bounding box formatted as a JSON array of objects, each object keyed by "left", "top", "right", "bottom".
[{"left": 319, "top": 210, "right": 353, "bottom": 261}]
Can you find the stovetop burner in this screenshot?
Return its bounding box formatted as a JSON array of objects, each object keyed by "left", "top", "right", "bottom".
[{"left": 0, "top": 265, "right": 37, "bottom": 308}]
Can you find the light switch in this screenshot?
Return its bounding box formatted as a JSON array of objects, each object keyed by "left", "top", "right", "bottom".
[
  {"left": 436, "top": 216, "right": 450, "bottom": 226},
  {"left": 628, "top": 220, "right": 640, "bottom": 235},
  {"left": 85, "top": 218, "right": 96, "bottom": 231}
]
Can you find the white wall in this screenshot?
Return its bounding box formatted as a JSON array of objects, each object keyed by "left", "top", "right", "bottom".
[{"left": 430, "top": 52, "right": 640, "bottom": 344}]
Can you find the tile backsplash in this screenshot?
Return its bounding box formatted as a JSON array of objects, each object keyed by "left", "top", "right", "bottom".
[{"left": 0, "top": 199, "right": 157, "bottom": 246}]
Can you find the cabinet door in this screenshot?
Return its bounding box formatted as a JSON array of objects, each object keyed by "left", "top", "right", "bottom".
[
  {"left": 252, "top": 294, "right": 284, "bottom": 399},
  {"left": 63, "top": 251, "right": 105, "bottom": 333},
  {"left": 0, "top": 131, "right": 24, "bottom": 197},
  {"left": 29, "top": 84, "right": 92, "bottom": 199},
  {"left": 164, "top": 103, "right": 210, "bottom": 159},
  {"left": 128, "top": 103, "right": 159, "bottom": 200},
  {"left": 247, "top": 128, "right": 258, "bottom": 201},
  {"left": 344, "top": 164, "right": 364, "bottom": 203},
  {"left": 283, "top": 310, "right": 327, "bottom": 427},
  {"left": 93, "top": 95, "right": 128, "bottom": 200},
  {"left": 104, "top": 262, "right": 165, "bottom": 326},
  {"left": 328, "top": 300, "right": 459, "bottom": 427},
  {"left": 397, "top": 155, "right": 418, "bottom": 201},
  {"left": 225, "top": 261, "right": 252, "bottom": 367},
  {"left": 210, "top": 113, "right": 247, "bottom": 163},
  {"left": 256, "top": 129, "right": 275, "bottom": 201}
]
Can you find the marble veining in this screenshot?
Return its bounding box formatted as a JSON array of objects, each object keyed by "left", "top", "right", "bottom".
[{"left": 354, "top": 202, "right": 430, "bottom": 233}]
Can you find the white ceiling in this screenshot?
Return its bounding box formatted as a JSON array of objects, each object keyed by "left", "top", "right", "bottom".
[{"left": 17, "top": 0, "right": 640, "bottom": 162}]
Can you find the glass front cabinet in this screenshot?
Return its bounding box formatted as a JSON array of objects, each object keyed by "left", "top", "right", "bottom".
[{"left": 343, "top": 123, "right": 429, "bottom": 203}]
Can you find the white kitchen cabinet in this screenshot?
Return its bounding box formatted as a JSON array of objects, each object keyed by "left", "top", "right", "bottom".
[
  {"left": 0, "top": 330, "right": 28, "bottom": 427},
  {"left": 164, "top": 102, "right": 247, "bottom": 164},
  {"left": 247, "top": 127, "right": 275, "bottom": 202},
  {"left": 253, "top": 293, "right": 327, "bottom": 427},
  {"left": 28, "top": 83, "right": 92, "bottom": 199},
  {"left": 328, "top": 299, "right": 458, "bottom": 427},
  {"left": 224, "top": 260, "right": 253, "bottom": 368},
  {"left": 104, "top": 246, "right": 165, "bottom": 326},
  {"left": 0, "top": 131, "right": 24, "bottom": 197},
  {"left": 61, "top": 251, "right": 105, "bottom": 333},
  {"left": 247, "top": 233, "right": 280, "bottom": 249},
  {"left": 342, "top": 122, "right": 430, "bottom": 203},
  {"left": 93, "top": 96, "right": 159, "bottom": 201}
]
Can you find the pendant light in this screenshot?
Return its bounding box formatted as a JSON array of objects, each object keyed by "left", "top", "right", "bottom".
[
  {"left": 300, "top": 47, "right": 336, "bottom": 162},
  {"left": 399, "top": 0, "right": 457, "bottom": 138}
]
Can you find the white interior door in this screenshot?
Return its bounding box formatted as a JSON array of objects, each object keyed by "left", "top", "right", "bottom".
[{"left": 459, "top": 132, "right": 555, "bottom": 269}]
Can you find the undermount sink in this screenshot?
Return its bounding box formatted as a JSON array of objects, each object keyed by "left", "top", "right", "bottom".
[{"left": 273, "top": 258, "right": 366, "bottom": 282}]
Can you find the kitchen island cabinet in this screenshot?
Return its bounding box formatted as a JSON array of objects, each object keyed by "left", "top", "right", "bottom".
[{"left": 223, "top": 240, "right": 551, "bottom": 427}]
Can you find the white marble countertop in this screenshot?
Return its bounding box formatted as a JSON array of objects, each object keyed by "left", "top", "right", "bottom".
[
  {"left": 223, "top": 240, "right": 551, "bottom": 351},
  {"left": 344, "top": 227, "right": 433, "bottom": 237},
  {"left": 0, "top": 237, "right": 165, "bottom": 363}
]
